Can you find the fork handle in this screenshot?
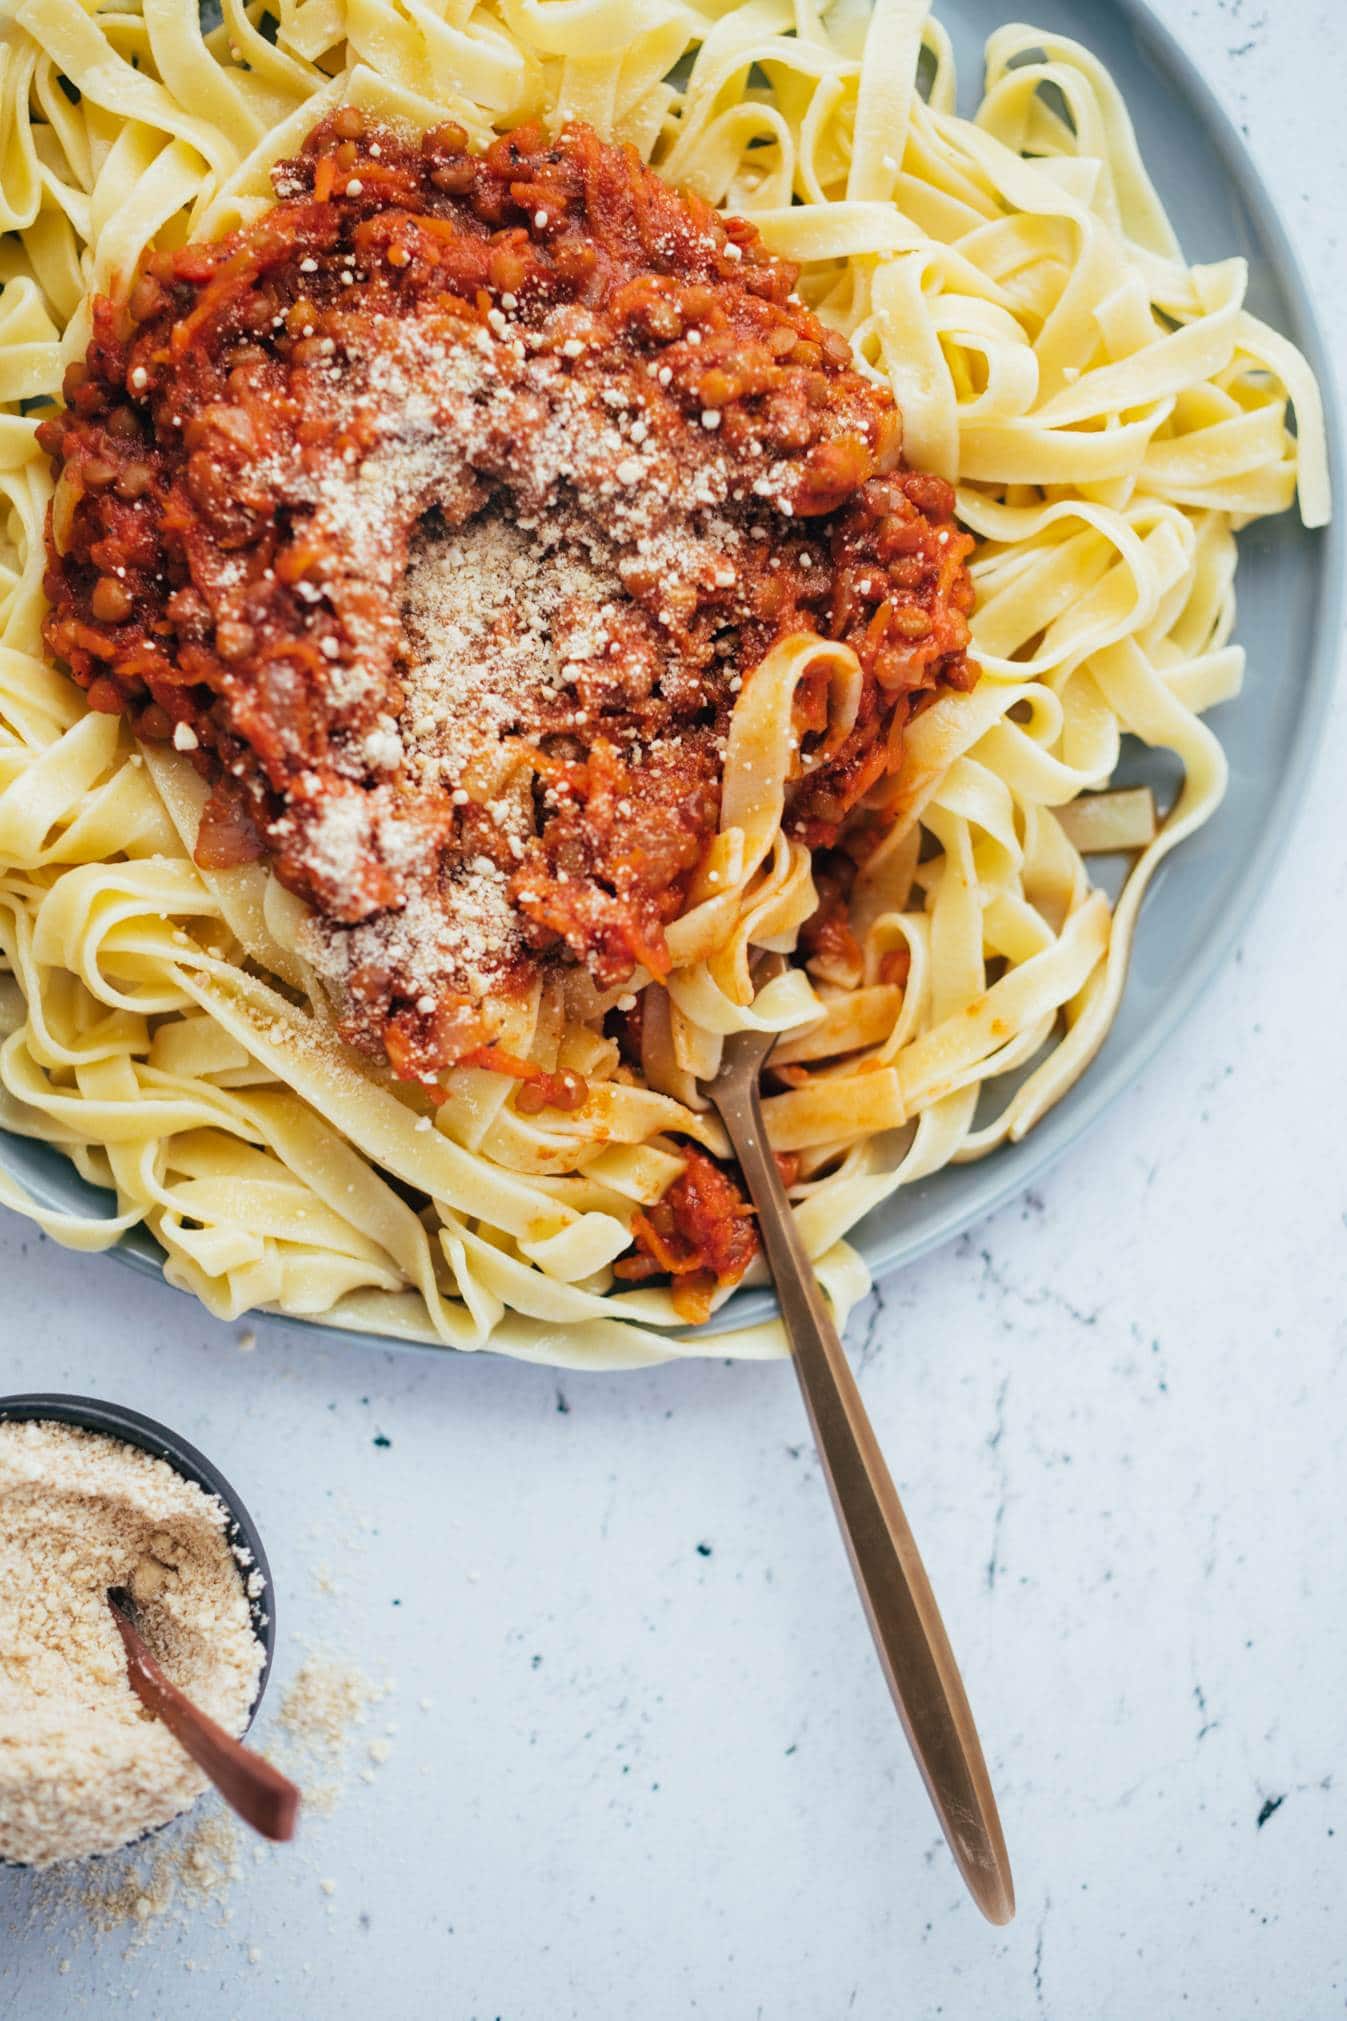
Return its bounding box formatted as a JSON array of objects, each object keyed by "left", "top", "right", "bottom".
[{"left": 711, "top": 1077, "right": 1015, "bottom": 1925}]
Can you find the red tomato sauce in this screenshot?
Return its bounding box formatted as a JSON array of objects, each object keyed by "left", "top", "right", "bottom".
[{"left": 37, "top": 110, "right": 977, "bottom": 1305}]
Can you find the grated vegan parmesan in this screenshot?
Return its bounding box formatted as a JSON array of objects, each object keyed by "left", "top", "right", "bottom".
[{"left": 0, "top": 1420, "right": 266, "bottom": 1867}]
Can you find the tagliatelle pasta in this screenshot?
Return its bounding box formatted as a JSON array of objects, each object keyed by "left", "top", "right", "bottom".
[{"left": 0, "top": 0, "right": 1330, "bottom": 1366}]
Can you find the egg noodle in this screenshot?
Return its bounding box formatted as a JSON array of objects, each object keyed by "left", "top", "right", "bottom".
[{"left": 0, "top": 0, "right": 1329, "bottom": 1365}]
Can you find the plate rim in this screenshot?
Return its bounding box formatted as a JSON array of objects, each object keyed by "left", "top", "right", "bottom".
[{"left": 3, "top": 0, "right": 1344, "bottom": 1358}]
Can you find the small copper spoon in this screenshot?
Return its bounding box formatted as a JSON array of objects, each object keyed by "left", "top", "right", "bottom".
[
  {"left": 702, "top": 987, "right": 1015, "bottom": 1924},
  {"left": 108, "top": 1588, "right": 300, "bottom": 1843}
]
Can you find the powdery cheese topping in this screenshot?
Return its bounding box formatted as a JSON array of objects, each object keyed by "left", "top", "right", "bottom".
[
  {"left": 0, "top": 1419, "right": 266, "bottom": 1867},
  {"left": 399, "top": 513, "right": 623, "bottom": 793},
  {"left": 282, "top": 307, "right": 758, "bottom": 1015}
]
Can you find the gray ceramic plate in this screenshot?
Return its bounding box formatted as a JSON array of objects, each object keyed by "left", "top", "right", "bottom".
[{"left": 2, "top": 0, "right": 1342, "bottom": 1349}]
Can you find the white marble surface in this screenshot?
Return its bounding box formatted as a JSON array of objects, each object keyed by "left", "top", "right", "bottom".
[{"left": 3, "top": 3, "right": 1346, "bottom": 2015}]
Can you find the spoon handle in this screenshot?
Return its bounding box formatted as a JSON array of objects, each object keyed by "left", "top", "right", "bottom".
[
  {"left": 710, "top": 1073, "right": 1015, "bottom": 1925},
  {"left": 109, "top": 1594, "right": 299, "bottom": 1843}
]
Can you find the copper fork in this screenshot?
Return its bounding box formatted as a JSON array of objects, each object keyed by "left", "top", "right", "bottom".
[{"left": 702, "top": 999, "right": 1015, "bottom": 1924}]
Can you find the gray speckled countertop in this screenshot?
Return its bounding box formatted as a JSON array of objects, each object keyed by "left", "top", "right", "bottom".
[{"left": 3, "top": 3, "right": 1346, "bottom": 2015}]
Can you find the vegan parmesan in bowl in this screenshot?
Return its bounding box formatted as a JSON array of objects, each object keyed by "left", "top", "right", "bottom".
[{"left": 0, "top": 1415, "right": 267, "bottom": 1867}]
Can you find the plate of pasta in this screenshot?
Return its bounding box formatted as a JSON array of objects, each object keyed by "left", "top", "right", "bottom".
[{"left": 0, "top": 0, "right": 1336, "bottom": 1367}]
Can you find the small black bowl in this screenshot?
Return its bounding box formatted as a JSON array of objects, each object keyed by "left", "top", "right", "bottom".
[{"left": 0, "top": 1393, "right": 277, "bottom": 1868}]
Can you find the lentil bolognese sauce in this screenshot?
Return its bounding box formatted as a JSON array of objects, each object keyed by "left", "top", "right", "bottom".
[{"left": 38, "top": 111, "right": 977, "bottom": 1315}]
